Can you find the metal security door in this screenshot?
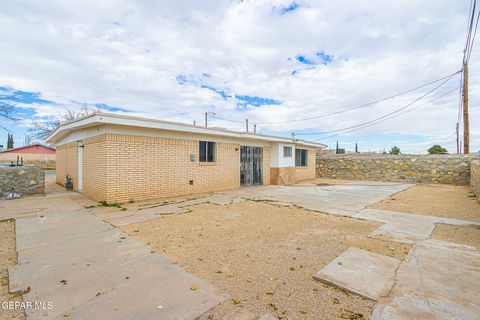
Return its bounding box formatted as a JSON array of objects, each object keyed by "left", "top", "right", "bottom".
[{"left": 240, "top": 146, "right": 263, "bottom": 186}]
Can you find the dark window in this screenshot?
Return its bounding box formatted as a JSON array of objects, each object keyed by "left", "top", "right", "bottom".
[
  {"left": 199, "top": 141, "right": 216, "bottom": 162},
  {"left": 283, "top": 146, "right": 292, "bottom": 157},
  {"left": 295, "top": 149, "right": 307, "bottom": 166}
]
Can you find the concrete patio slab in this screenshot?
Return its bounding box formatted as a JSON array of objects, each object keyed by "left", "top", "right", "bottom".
[
  {"left": 96, "top": 181, "right": 413, "bottom": 227},
  {"left": 360, "top": 209, "right": 479, "bottom": 244},
  {"left": 313, "top": 248, "right": 401, "bottom": 300},
  {"left": 9, "top": 210, "right": 225, "bottom": 320},
  {"left": 371, "top": 241, "right": 480, "bottom": 320}
]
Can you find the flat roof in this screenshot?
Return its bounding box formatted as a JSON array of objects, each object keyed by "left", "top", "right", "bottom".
[
  {"left": 1, "top": 143, "right": 55, "bottom": 153},
  {"left": 46, "top": 112, "right": 327, "bottom": 148}
]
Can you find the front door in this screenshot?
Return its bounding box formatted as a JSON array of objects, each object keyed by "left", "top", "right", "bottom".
[{"left": 240, "top": 146, "right": 263, "bottom": 186}]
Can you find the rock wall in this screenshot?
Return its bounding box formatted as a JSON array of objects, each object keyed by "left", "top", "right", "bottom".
[
  {"left": 471, "top": 160, "right": 480, "bottom": 202},
  {"left": 0, "top": 166, "right": 45, "bottom": 196},
  {"left": 316, "top": 154, "right": 476, "bottom": 185}
]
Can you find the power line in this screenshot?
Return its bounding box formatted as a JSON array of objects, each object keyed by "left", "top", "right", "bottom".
[
  {"left": 463, "top": 0, "right": 477, "bottom": 63},
  {"left": 467, "top": 4, "right": 480, "bottom": 62},
  {"left": 311, "top": 86, "right": 459, "bottom": 142},
  {"left": 294, "top": 72, "right": 459, "bottom": 137},
  {"left": 212, "top": 71, "right": 461, "bottom": 125}
]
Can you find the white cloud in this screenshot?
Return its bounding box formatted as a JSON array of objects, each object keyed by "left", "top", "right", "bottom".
[{"left": 0, "top": 0, "right": 478, "bottom": 153}]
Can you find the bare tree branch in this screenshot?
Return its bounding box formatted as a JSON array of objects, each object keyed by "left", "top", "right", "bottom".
[
  {"left": 0, "top": 94, "right": 19, "bottom": 123},
  {"left": 29, "top": 105, "right": 93, "bottom": 140}
]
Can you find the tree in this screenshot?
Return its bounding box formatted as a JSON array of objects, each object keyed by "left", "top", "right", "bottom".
[
  {"left": 428, "top": 145, "right": 448, "bottom": 154},
  {"left": 335, "top": 140, "right": 339, "bottom": 154},
  {"left": 7, "top": 133, "right": 14, "bottom": 149},
  {"left": 0, "top": 93, "right": 19, "bottom": 132},
  {"left": 389, "top": 146, "right": 401, "bottom": 155},
  {"left": 355, "top": 142, "right": 358, "bottom": 153},
  {"left": 30, "top": 105, "right": 92, "bottom": 140}
]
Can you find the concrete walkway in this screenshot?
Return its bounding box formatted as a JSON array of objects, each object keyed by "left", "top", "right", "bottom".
[
  {"left": 372, "top": 240, "right": 480, "bottom": 320},
  {"left": 3, "top": 190, "right": 224, "bottom": 320}
]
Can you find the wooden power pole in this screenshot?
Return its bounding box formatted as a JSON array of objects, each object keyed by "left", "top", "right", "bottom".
[
  {"left": 205, "top": 112, "right": 208, "bottom": 127},
  {"left": 463, "top": 62, "right": 469, "bottom": 154}
]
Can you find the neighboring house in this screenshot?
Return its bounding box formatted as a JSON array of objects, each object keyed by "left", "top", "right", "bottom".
[
  {"left": 46, "top": 113, "right": 326, "bottom": 203},
  {"left": 0, "top": 143, "right": 56, "bottom": 162}
]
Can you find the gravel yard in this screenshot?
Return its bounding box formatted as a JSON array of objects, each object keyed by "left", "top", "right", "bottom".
[
  {"left": 369, "top": 183, "right": 480, "bottom": 222},
  {"left": 122, "top": 201, "right": 410, "bottom": 320}
]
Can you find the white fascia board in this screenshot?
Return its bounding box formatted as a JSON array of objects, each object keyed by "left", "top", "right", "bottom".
[{"left": 46, "top": 113, "right": 327, "bottom": 148}]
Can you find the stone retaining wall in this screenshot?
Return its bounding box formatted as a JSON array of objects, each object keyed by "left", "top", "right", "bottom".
[
  {"left": 0, "top": 166, "right": 45, "bottom": 196},
  {"left": 471, "top": 160, "right": 480, "bottom": 202},
  {"left": 316, "top": 154, "right": 476, "bottom": 185}
]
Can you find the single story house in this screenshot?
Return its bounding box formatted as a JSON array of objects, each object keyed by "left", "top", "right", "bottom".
[
  {"left": 46, "top": 113, "right": 326, "bottom": 203},
  {"left": 0, "top": 143, "right": 56, "bottom": 162}
]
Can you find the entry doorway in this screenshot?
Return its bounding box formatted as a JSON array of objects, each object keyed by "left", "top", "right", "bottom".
[{"left": 240, "top": 146, "right": 263, "bottom": 186}]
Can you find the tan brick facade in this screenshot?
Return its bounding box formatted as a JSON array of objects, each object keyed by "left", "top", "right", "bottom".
[
  {"left": 56, "top": 142, "right": 78, "bottom": 190},
  {"left": 56, "top": 133, "right": 277, "bottom": 203},
  {"left": 270, "top": 150, "right": 316, "bottom": 184},
  {"left": 294, "top": 150, "right": 316, "bottom": 181},
  {"left": 270, "top": 167, "right": 296, "bottom": 184}
]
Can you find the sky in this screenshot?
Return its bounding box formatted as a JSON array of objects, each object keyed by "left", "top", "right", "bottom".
[{"left": 0, "top": 0, "right": 479, "bottom": 154}]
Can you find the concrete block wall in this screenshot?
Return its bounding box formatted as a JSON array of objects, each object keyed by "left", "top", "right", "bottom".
[
  {"left": 0, "top": 166, "right": 44, "bottom": 196},
  {"left": 316, "top": 154, "right": 475, "bottom": 185},
  {"left": 471, "top": 160, "right": 480, "bottom": 203}
]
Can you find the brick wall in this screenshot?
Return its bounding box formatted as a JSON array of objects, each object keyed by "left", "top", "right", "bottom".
[
  {"left": 270, "top": 167, "right": 296, "bottom": 184},
  {"left": 271, "top": 150, "right": 316, "bottom": 184},
  {"left": 0, "top": 153, "right": 55, "bottom": 162},
  {"left": 295, "top": 150, "right": 316, "bottom": 181},
  {"left": 83, "top": 135, "right": 109, "bottom": 201},
  {"left": 56, "top": 142, "right": 78, "bottom": 190},
  {"left": 471, "top": 160, "right": 480, "bottom": 203},
  {"left": 263, "top": 146, "right": 271, "bottom": 186},
  {"left": 99, "top": 133, "right": 241, "bottom": 203}
]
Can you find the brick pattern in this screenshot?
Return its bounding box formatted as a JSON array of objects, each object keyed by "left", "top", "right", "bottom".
[
  {"left": 56, "top": 142, "right": 78, "bottom": 190},
  {"left": 295, "top": 150, "right": 316, "bottom": 181},
  {"left": 262, "top": 146, "right": 271, "bottom": 186},
  {"left": 0, "top": 153, "right": 55, "bottom": 162},
  {"left": 72, "top": 133, "right": 242, "bottom": 202},
  {"left": 83, "top": 135, "right": 109, "bottom": 201},
  {"left": 270, "top": 150, "right": 316, "bottom": 184}
]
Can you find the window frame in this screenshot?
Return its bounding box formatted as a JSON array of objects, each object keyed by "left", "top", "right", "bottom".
[
  {"left": 283, "top": 146, "right": 293, "bottom": 158},
  {"left": 199, "top": 141, "right": 216, "bottom": 163},
  {"left": 295, "top": 148, "right": 308, "bottom": 167}
]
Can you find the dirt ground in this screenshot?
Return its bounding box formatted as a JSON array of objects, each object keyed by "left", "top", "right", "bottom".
[
  {"left": 432, "top": 224, "right": 480, "bottom": 250},
  {"left": 122, "top": 201, "right": 410, "bottom": 320},
  {"left": 369, "top": 184, "right": 480, "bottom": 222},
  {"left": 0, "top": 220, "right": 25, "bottom": 320}
]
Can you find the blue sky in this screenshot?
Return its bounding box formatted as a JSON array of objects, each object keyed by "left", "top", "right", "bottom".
[{"left": 0, "top": 0, "right": 479, "bottom": 153}]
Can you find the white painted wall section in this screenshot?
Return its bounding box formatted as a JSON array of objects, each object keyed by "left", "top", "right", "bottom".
[{"left": 270, "top": 143, "right": 296, "bottom": 168}]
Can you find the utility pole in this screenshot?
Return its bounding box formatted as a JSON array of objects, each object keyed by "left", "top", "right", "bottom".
[
  {"left": 205, "top": 112, "right": 208, "bottom": 127},
  {"left": 193, "top": 120, "right": 196, "bottom": 126},
  {"left": 463, "top": 62, "right": 469, "bottom": 154},
  {"left": 456, "top": 122, "right": 459, "bottom": 154},
  {"left": 245, "top": 119, "right": 249, "bottom": 132},
  {"left": 253, "top": 124, "right": 256, "bottom": 133}
]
